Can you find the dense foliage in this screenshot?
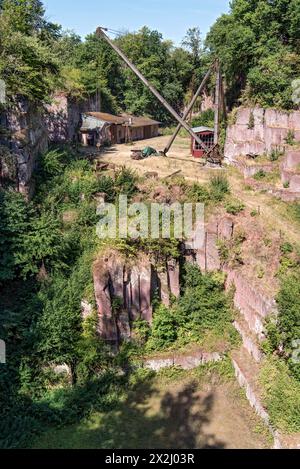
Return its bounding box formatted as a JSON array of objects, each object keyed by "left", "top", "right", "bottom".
[
  {"left": 206, "top": 0, "right": 300, "bottom": 109},
  {"left": 1, "top": 0, "right": 300, "bottom": 448},
  {"left": 145, "top": 264, "right": 236, "bottom": 352}
]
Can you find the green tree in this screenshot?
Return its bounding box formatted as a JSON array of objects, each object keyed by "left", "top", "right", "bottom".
[
  {"left": 0, "top": 0, "right": 59, "bottom": 102},
  {"left": 206, "top": 0, "right": 300, "bottom": 109}
]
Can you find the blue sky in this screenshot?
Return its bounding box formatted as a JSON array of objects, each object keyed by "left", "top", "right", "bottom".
[{"left": 43, "top": 0, "right": 230, "bottom": 45}]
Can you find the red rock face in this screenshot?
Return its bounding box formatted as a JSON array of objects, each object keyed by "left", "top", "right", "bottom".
[
  {"left": 218, "top": 217, "right": 234, "bottom": 241},
  {"left": 283, "top": 150, "right": 300, "bottom": 170},
  {"left": 93, "top": 262, "right": 118, "bottom": 343},
  {"left": 167, "top": 260, "right": 180, "bottom": 298},
  {"left": 92, "top": 253, "right": 180, "bottom": 342},
  {"left": 226, "top": 270, "right": 277, "bottom": 340},
  {"left": 225, "top": 107, "right": 300, "bottom": 163},
  {"left": 280, "top": 150, "right": 300, "bottom": 193}
]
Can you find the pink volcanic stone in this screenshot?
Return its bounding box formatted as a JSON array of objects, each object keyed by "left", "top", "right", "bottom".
[
  {"left": 206, "top": 232, "right": 221, "bottom": 271},
  {"left": 218, "top": 217, "right": 234, "bottom": 240},
  {"left": 167, "top": 260, "right": 180, "bottom": 298},
  {"left": 157, "top": 269, "right": 170, "bottom": 307},
  {"left": 284, "top": 150, "right": 300, "bottom": 170},
  {"left": 139, "top": 262, "right": 153, "bottom": 323},
  {"left": 264, "top": 109, "right": 289, "bottom": 129},
  {"left": 93, "top": 261, "right": 118, "bottom": 343},
  {"left": 288, "top": 112, "right": 300, "bottom": 130},
  {"left": 289, "top": 175, "right": 300, "bottom": 193}
]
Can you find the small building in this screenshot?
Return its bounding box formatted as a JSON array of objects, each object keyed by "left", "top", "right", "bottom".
[
  {"left": 121, "top": 114, "right": 160, "bottom": 141},
  {"left": 80, "top": 112, "right": 126, "bottom": 146},
  {"left": 191, "top": 126, "right": 215, "bottom": 158},
  {"left": 80, "top": 112, "right": 160, "bottom": 147}
]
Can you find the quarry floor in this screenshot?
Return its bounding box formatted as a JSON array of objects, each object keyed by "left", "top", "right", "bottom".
[
  {"left": 32, "top": 370, "right": 271, "bottom": 449},
  {"left": 95, "top": 135, "right": 300, "bottom": 245}
]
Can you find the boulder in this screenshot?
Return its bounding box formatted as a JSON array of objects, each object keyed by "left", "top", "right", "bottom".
[{"left": 218, "top": 217, "right": 234, "bottom": 240}]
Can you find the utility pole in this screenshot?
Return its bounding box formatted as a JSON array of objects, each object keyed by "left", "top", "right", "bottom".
[
  {"left": 164, "top": 64, "right": 215, "bottom": 155},
  {"left": 96, "top": 27, "right": 208, "bottom": 152}
]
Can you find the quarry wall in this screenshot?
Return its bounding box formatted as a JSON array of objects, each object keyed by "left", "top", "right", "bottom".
[{"left": 224, "top": 107, "right": 300, "bottom": 163}]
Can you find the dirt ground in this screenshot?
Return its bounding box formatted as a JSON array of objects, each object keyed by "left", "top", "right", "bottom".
[
  {"left": 32, "top": 371, "right": 271, "bottom": 449},
  {"left": 96, "top": 135, "right": 215, "bottom": 183},
  {"left": 93, "top": 135, "right": 300, "bottom": 245}
]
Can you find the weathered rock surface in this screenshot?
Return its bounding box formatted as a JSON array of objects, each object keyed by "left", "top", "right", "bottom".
[
  {"left": 225, "top": 107, "right": 300, "bottom": 163},
  {"left": 226, "top": 269, "right": 277, "bottom": 341},
  {"left": 92, "top": 252, "right": 180, "bottom": 343},
  {"left": 144, "top": 351, "right": 222, "bottom": 371},
  {"left": 45, "top": 92, "right": 100, "bottom": 143},
  {"left": 281, "top": 149, "right": 300, "bottom": 193},
  {"left": 0, "top": 98, "right": 48, "bottom": 196}
]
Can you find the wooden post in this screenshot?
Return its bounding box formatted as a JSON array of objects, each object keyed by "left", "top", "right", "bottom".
[
  {"left": 96, "top": 27, "right": 208, "bottom": 152},
  {"left": 164, "top": 64, "right": 214, "bottom": 154},
  {"left": 214, "top": 61, "right": 221, "bottom": 145},
  {"left": 220, "top": 72, "right": 227, "bottom": 124}
]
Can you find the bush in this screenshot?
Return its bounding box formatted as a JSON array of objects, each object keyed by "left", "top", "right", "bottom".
[
  {"left": 275, "top": 271, "right": 300, "bottom": 381},
  {"left": 115, "top": 167, "right": 138, "bottom": 198},
  {"left": 253, "top": 170, "right": 266, "bottom": 180},
  {"left": 285, "top": 130, "right": 296, "bottom": 146},
  {"left": 269, "top": 148, "right": 284, "bottom": 162},
  {"left": 260, "top": 357, "right": 300, "bottom": 433},
  {"left": 209, "top": 174, "right": 230, "bottom": 201},
  {"left": 176, "top": 264, "right": 232, "bottom": 333},
  {"left": 186, "top": 183, "right": 210, "bottom": 203},
  {"left": 39, "top": 149, "right": 69, "bottom": 177},
  {"left": 225, "top": 199, "right": 245, "bottom": 215},
  {"left": 96, "top": 175, "right": 116, "bottom": 202},
  {"left": 146, "top": 305, "right": 178, "bottom": 351}
]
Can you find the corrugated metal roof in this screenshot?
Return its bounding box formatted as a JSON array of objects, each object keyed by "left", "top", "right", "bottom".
[
  {"left": 81, "top": 115, "right": 109, "bottom": 131},
  {"left": 192, "top": 126, "right": 214, "bottom": 133}
]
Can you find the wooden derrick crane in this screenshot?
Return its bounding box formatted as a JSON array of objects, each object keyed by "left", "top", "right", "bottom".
[{"left": 96, "top": 27, "right": 226, "bottom": 165}]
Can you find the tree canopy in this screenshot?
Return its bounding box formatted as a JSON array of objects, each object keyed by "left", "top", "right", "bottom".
[{"left": 206, "top": 0, "right": 300, "bottom": 109}]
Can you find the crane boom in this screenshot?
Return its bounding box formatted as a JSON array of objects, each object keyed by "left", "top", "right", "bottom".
[{"left": 96, "top": 27, "right": 208, "bottom": 152}]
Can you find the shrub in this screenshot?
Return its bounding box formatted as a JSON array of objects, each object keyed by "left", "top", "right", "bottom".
[
  {"left": 209, "top": 174, "right": 230, "bottom": 201},
  {"left": 115, "top": 167, "right": 138, "bottom": 198},
  {"left": 39, "top": 149, "right": 69, "bottom": 177},
  {"left": 269, "top": 148, "right": 283, "bottom": 162},
  {"left": 276, "top": 271, "right": 300, "bottom": 379},
  {"left": 285, "top": 130, "right": 296, "bottom": 146},
  {"left": 225, "top": 199, "right": 245, "bottom": 215},
  {"left": 96, "top": 175, "right": 116, "bottom": 202},
  {"left": 146, "top": 305, "right": 178, "bottom": 351},
  {"left": 280, "top": 242, "right": 294, "bottom": 255},
  {"left": 248, "top": 110, "right": 255, "bottom": 130},
  {"left": 177, "top": 264, "right": 232, "bottom": 332},
  {"left": 260, "top": 357, "right": 300, "bottom": 433},
  {"left": 186, "top": 183, "right": 210, "bottom": 203},
  {"left": 253, "top": 169, "right": 266, "bottom": 180},
  {"left": 132, "top": 318, "right": 151, "bottom": 345}
]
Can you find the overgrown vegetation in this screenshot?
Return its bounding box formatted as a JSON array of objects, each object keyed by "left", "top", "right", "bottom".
[
  {"left": 260, "top": 357, "right": 300, "bottom": 433},
  {"left": 141, "top": 264, "right": 238, "bottom": 353},
  {"left": 206, "top": 0, "right": 300, "bottom": 110}
]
